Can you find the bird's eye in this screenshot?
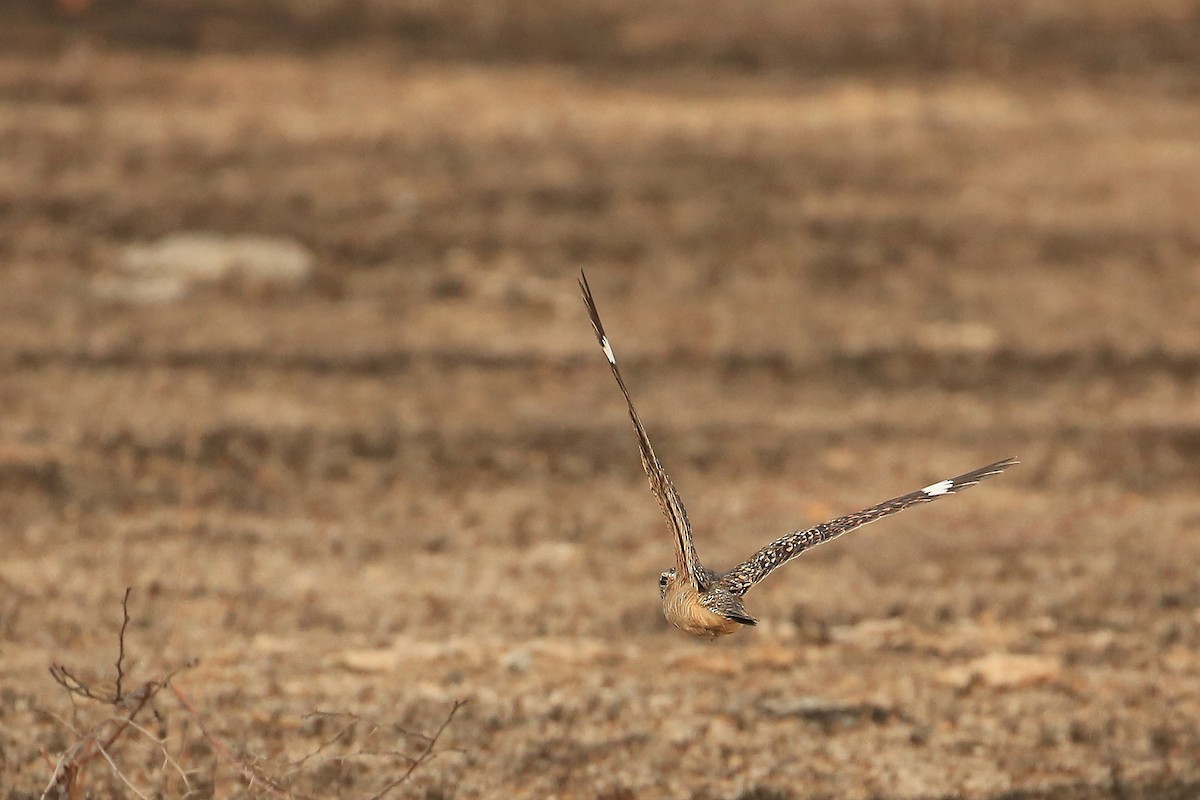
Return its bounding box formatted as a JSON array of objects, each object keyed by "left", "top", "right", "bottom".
[{"left": 659, "top": 572, "right": 670, "bottom": 587}]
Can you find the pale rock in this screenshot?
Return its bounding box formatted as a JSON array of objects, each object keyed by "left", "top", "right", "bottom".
[
  {"left": 939, "top": 652, "right": 1060, "bottom": 689},
  {"left": 830, "top": 617, "right": 909, "bottom": 650},
  {"left": 338, "top": 648, "right": 401, "bottom": 674},
  {"left": 121, "top": 232, "right": 314, "bottom": 285},
  {"left": 98, "top": 232, "right": 315, "bottom": 303},
  {"left": 501, "top": 648, "right": 533, "bottom": 673}
]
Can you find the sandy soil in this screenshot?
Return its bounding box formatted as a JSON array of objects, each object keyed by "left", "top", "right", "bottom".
[{"left": 2, "top": 4, "right": 1199, "bottom": 798}]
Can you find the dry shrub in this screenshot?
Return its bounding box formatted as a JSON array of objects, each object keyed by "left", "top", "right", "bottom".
[{"left": 24, "top": 588, "right": 462, "bottom": 800}]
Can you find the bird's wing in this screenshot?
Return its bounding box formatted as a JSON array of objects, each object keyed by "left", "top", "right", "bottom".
[
  {"left": 579, "top": 271, "right": 703, "bottom": 589},
  {"left": 719, "top": 457, "right": 1018, "bottom": 597}
]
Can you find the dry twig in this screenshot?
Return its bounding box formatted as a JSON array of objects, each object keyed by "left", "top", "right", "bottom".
[
  {"left": 40, "top": 587, "right": 194, "bottom": 800},
  {"left": 169, "top": 683, "right": 293, "bottom": 800},
  {"left": 366, "top": 700, "right": 466, "bottom": 800},
  {"left": 38, "top": 588, "right": 463, "bottom": 798}
]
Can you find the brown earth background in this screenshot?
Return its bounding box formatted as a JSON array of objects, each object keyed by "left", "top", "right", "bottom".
[{"left": 2, "top": 1, "right": 1200, "bottom": 798}]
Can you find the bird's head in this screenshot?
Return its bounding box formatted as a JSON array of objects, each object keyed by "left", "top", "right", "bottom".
[{"left": 658, "top": 568, "right": 677, "bottom": 598}]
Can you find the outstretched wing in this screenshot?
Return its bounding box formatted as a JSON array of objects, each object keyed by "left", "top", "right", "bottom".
[
  {"left": 719, "top": 457, "right": 1018, "bottom": 597},
  {"left": 579, "top": 271, "right": 703, "bottom": 589}
]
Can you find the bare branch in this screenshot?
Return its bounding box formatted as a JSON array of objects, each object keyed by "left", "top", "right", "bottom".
[
  {"left": 38, "top": 586, "right": 461, "bottom": 799},
  {"left": 96, "top": 741, "right": 152, "bottom": 800},
  {"left": 114, "top": 586, "right": 132, "bottom": 702},
  {"left": 48, "top": 587, "right": 137, "bottom": 706},
  {"left": 37, "top": 751, "right": 72, "bottom": 800},
  {"left": 169, "top": 684, "right": 295, "bottom": 800},
  {"left": 290, "top": 718, "right": 361, "bottom": 770},
  {"left": 48, "top": 663, "right": 108, "bottom": 703},
  {"left": 41, "top": 589, "right": 194, "bottom": 800},
  {"left": 366, "top": 700, "right": 465, "bottom": 800},
  {"left": 120, "top": 717, "right": 194, "bottom": 794}
]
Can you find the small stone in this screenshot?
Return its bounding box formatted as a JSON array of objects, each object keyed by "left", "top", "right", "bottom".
[
  {"left": 501, "top": 649, "right": 533, "bottom": 673},
  {"left": 338, "top": 648, "right": 400, "bottom": 674},
  {"left": 758, "top": 695, "right": 890, "bottom": 728},
  {"left": 939, "top": 652, "right": 1060, "bottom": 690},
  {"left": 829, "top": 617, "right": 908, "bottom": 650},
  {"left": 667, "top": 651, "right": 738, "bottom": 676}
]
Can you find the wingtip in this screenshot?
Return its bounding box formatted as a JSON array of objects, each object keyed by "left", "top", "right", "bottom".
[
  {"left": 984, "top": 456, "right": 1020, "bottom": 473},
  {"left": 975, "top": 456, "right": 1020, "bottom": 482}
]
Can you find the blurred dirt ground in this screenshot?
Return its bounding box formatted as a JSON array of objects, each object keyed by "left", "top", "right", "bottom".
[{"left": 2, "top": 2, "right": 1200, "bottom": 798}]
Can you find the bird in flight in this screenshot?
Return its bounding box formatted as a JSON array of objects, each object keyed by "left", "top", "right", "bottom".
[{"left": 579, "top": 271, "right": 1017, "bottom": 637}]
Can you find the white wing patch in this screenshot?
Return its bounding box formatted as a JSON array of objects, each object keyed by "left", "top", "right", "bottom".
[
  {"left": 600, "top": 336, "right": 616, "bottom": 365},
  {"left": 922, "top": 479, "right": 954, "bottom": 497}
]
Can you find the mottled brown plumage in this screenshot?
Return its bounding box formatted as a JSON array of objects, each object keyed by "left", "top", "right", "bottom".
[{"left": 579, "top": 271, "right": 1017, "bottom": 637}]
